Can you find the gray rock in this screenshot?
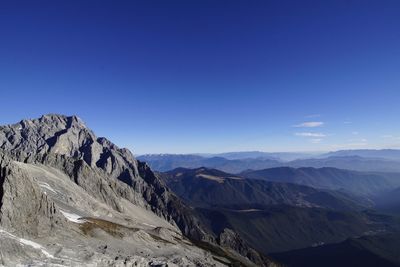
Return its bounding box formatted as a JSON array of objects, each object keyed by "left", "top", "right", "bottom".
[
  {"left": 0, "top": 114, "right": 275, "bottom": 266},
  {"left": 0, "top": 114, "right": 208, "bottom": 238}
]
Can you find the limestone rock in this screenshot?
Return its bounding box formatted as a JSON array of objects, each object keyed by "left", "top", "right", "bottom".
[{"left": 0, "top": 114, "right": 274, "bottom": 266}]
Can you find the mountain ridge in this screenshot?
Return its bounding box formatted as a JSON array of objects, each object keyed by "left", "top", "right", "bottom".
[
  {"left": 241, "top": 167, "right": 400, "bottom": 196},
  {"left": 139, "top": 153, "right": 400, "bottom": 173},
  {"left": 0, "top": 114, "right": 274, "bottom": 266},
  {"left": 159, "top": 167, "right": 390, "bottom": 254},
  {"left": 161, "top": 167, "right": 366, "bottom": 211}
]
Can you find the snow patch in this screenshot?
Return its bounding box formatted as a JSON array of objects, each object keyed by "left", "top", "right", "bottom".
[
  {"left": 60, "top": 210, "right": 85, "bottom": 223},
  {"left": 0, "top": 229, "right": 54, "bottom": 258},
  {"left": 19, "top": 238, "right": 54, "bottom": 258},
  {"left": 141, "top": 222, "right": 156, "bottom": 228},
  {"left": 38, "top": 182, "right": 57, "bottom": 194}
]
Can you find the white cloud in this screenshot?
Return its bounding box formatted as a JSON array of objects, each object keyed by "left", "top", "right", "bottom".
[
  {"left": 310, "top": 138, "right": 322, "bottom": 144},
  {"left": 352, "top": 131, "right": 359, "bottom": 135},
  {"left": 305, "top": 114, "right": 321, "bottom": 118},
  {"left": 295, "top": 132, "right": 326, "bottom": 137},
  {"left": 293, "top": 121, "right": 324, "bottom": 128}
]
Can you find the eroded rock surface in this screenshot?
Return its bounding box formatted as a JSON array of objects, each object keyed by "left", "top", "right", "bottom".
[{"left": 0, "top": 114, "right": 273, "bottom": 266}]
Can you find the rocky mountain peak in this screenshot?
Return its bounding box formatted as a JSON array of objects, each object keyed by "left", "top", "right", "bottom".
[
  {"left": 19, "top": 114, "right": 88, "bottom": 135},
  {"left": 0, "top": 114, "right": 202, "bottom": 235},
  {"left": 0, "top": 114, "right": 272, "bottom": 266},
  {"left": 0, "top": 114, "right": 127, "bottom": 168}
]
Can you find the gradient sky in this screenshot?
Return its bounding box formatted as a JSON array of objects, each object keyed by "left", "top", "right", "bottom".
[{"left": 1, "top": 1, "right": 400, "bottom": 154}]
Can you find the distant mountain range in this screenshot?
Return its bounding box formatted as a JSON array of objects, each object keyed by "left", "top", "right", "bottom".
[
  {"left": 199, "top": 149, "right": 400, "bottom": 161},
  {"left": 241, "top": 167, "right": 400, "bottom": 196},
  {"left": 138, "top": 154, "right": 280, "bottom": 173},
  {"left": 289, "top": 156, "right": 400, "bottom": 173},
  {"left": 138, "top": 153, "right": 400, "bottom": 173},
  {"left": 197, "top": 151, "right": 317, "bottom": 161},
  {"left": 321, "top": 149, "right": 400, "bottom": 161}
]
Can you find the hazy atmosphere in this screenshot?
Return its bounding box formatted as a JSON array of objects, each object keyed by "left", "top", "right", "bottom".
[{"left": 1, "top": 1, "right": 400, "bottom": 154}]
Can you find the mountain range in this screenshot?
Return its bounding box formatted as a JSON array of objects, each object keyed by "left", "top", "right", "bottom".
[
  {"left": 138, "top": 154, "right": 280, "bottom": 173},
  {"left": 241, "top": 167, "right": 400, "bottom": 196},
  {"left": 2, "top": 114, "right": 400, "bottom": 266},
  {"left": 159, "top": 167, "right": 399, "bottom": 255},
  {"left": 197, "top": 151, "right": 316, "bottom": 161},
  {"left": 197, "top": 149, "right": 400, "bottom": 161},
  {"left": 139, "top": 153, "right": 400, "bottom": 173},
  {"left": 321, "top": 149, "right": 400, "bottom": 161},
  {"left": 161, "top": 167, "right": 366, "bottom": 210},
  {"left": 0, "top": 114, "right": 275, "bottom": 266}
]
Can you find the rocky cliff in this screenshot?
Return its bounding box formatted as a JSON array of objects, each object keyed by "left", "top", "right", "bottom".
[{"left": 0, "top": 114, "right": 274, "bottom": 266}]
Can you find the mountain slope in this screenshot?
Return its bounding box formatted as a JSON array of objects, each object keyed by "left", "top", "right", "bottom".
[
  {"left": 0, "top": 115, "right": 206, "bottom": 238},
  {"left": 162, "top": 167, "right": 364, "bottom": 211},
  {"left": 0, "top": 153, "right": 222, "bottom": 266},
  {"left": 160, "top": 168, "right": 387, "bottom": 254},
  {"left": 196, "top": 205, "right": 375, "bottom": 254},
  {"left": 271, "top": 233, "right": 400, "bottom": 267},
  {"left": 374, "top": 187, "right": 400, "bottom": 215},
  {"left": 0, "top": 114, "right": 273, "bottom": 266}
]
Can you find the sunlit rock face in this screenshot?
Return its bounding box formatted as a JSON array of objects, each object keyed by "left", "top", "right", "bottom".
[{"left": 0, "top": 114, "right": 273, "bottom": 267}]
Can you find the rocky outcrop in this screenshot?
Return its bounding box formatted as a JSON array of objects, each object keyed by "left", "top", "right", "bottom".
[
  {"left": 0, "top": 114, "right": 273, "bottom": 266},
  {"left": 218, "top": 228, "right": 272, "bottom": 266},
  {"left": 0, "top": 151, "right": 227, "bottom": 266},
  {"left": 0, "top": 115, "right": 207, "bottom": 238},
  {"left": 0, "top": 153, "right": 60, "bottom": 237}
]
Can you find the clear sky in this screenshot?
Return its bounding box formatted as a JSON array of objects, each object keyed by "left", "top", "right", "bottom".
[{"left": 1, "top": 1, "right": 400, "bottom": 154}]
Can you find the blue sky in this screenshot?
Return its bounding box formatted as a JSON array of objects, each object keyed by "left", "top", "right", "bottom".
[{"left": 1, "top": 0, "right": 400, "bottom": 154}]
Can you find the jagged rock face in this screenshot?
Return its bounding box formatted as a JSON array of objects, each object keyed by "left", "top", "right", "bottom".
[
  {"left": 0, "top": 114, "right": 207, "bottom": 238},
  {"left": 1, "top": 115, "right": 97, "bottom": 161},
  {"left": 218, "top": 228, "right": 270, "bottom": 265},
  {"left": 0, "top": 114, "right": 273, "bottom": 266},
  {"left": 0, "top": 152, "right": 227, "bottom": 266},
  {"left": 0, "top": 154, "right": 60, "bottom": 237}
]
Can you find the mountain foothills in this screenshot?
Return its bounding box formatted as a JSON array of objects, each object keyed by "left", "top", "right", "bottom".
[
  {"left": 159, "top": 168, "right": 400, "bottom": 258},
  {"left": 161, "top": 168, "right": 366, "bottom": 211},
  {"left": 0, "top": 114, "right": 277, "bottom": 266}
]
